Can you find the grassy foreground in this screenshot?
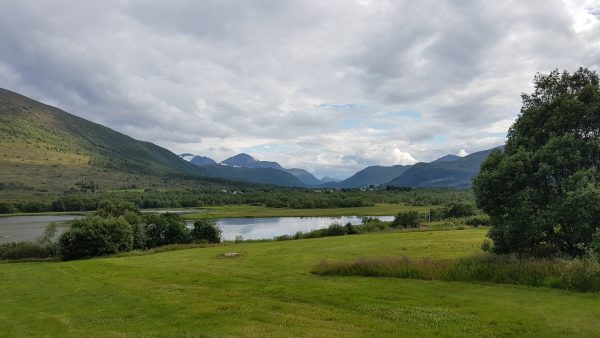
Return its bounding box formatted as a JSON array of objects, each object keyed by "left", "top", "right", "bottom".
[
  {"left": 183, "top": 203, "right": 432, "bottom": 219},
  {"left": 1, "top": 228, "right": 599, "bottom": 337}
]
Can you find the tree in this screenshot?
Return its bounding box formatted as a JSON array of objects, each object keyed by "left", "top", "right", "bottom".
[
  {"left": 59, "top": 216, "right": 133, "bottom": 260},
  {"left": 143, "top": 213, "right": 191, "bottom": 247},
  {"left": 391, "top": 211, "right": 420, "bottom": 228},
  {"left": 443, "top": 202, "right": 476, "bottom": 218},
  {"left": 474, "top": 68, "right": 600, "bottom": 257},
  {"left": 191, "top": 219, "right": 222, "bottom": 243},
  {"left": 96, "top": 200, "right": 139, "bottom": 218}
]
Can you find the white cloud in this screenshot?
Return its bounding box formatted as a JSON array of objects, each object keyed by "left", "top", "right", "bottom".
[{"left": 0, "top": 0, "right": 598, "bottom": 178}]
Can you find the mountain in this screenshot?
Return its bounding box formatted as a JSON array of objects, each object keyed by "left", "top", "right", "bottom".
[
  {"left": 431, "top": 154, "right": 461, "bottom": 163},
  {"left": 285, "top": 168, "right": 322, "bottom": 186},
  {"left": 321, "top": 176, "right": 341, "bottom": 183},
  {"left": 218, "top": 153, "right": 322, "bottom": 186},
  {"left": 0, "top": 88, "right": 215, "bottom": 191},
  {"left": 221, "top": 153, "right": 284, "bottom": 170},
  {"left": 387, "top": 147, "right": 501, "bottom": 188},
  {"left": 0, "top": 88, "right": 305, "bottom": 190},
  {"left": 191, "top": 156, "right": 216, "bottom": 166},
  {"left": 190, "top": 155, "right": 217, "bottom": 166},
  {"left": 331, "top": 165, "right": 412, "bottom": 188},
  {"left": 201, "top": 164, "right": 305, "bottom": 187},
  {"left": 179, "top": 153, "right": 217, "bottom": 166}
]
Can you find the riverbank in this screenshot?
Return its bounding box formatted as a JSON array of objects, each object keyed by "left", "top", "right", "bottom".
[
  {"left": 0, "top": 203, "right": 428, "bottom": 220},
  {"left": 182, "top": 203, "right": 431, "bottom": 219}
]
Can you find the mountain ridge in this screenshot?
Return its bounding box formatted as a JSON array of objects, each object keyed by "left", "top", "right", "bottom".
[{"left": 387, "top": 147, "right": 502, "bottom": 188}]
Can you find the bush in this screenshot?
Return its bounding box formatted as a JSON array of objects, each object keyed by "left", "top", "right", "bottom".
[
  {"left": 464, "top": 214, "right": 491, "bottom": 227},
  {"left": 443, "top": 202, "right": 476, "bottom": 218},
  {"left": 0, "top": 241, "right": 58, "bottom": 260},
  {"left": 274, "top": 234, "right": 291, "bottom": 241},
  {"left": 0, "top": 202, "right": 16, "bottom": 214},
  {"left": 323, "top": 223, "right": 348, "bottom": 236},
  {"left": 391, "top": 211, "right": 419, "bottom": 228},
  {"left": 59, "top": 216, "right": 133, "bottom": 260},
  {"left": 96, "top": 200, "right": 139, "bottom": 218},
  {"left": 131, "top": 223, "right": 148, "bottom": 250},
  {"left": 588, "top": 229, "right": 600, "bottom": 255},
  {"left": 191, "top": 219, "right": 222, "bottom": 243},
  {"left": 143, "top": 213, "right": 190, "bottom": 248}
]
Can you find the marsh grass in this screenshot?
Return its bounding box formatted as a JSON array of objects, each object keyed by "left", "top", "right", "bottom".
[
  {"left": 313, "top": 254, "right": 600, "bottom": 292},
  {"left": 0, "top": 241, "right": 59, "bottom": 261}
]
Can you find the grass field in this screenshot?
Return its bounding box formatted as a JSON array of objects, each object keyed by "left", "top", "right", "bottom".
[
  {"left": 1, "top": 228, "right": 599, "bottom": 337},
  {"left": 183, "top": 203, "right": 432, "bottom": 219}
]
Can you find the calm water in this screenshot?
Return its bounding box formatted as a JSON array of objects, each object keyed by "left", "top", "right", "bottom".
[
  {"left": 0, "top": 214, "right": 394, "bottom": 243},
  {"left": 191, "top": 216, "right": 395, "bottom": 241},
  {"left": 0, "top": 215, "right": 81, "bottom": 243}
]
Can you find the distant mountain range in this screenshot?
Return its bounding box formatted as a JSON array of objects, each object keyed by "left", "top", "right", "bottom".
[
  {"left": 1, "top": 87, "right": 502, "bottom": 191},
  {"left": 320, "top": 176, "right": 341, "bottom": 183},
  {"left": 180, "top": 146, "right": 502, "bottom": 189},
  {"left": 179, "top": 152, "right": 323, "bottom": 186}
]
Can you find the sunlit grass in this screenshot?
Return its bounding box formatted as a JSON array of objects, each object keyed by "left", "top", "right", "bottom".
[{"left": 1, "top": 228, "right": 600, "bottom": 337}]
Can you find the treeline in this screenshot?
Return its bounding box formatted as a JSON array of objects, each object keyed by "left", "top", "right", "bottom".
[{"left": 0, "top": 188, "right": 474, "bottom": 214}]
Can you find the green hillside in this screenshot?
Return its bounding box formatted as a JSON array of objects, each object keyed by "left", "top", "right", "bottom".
[{"left": 0, "top": 88, "right": 304, "bottom": 191}]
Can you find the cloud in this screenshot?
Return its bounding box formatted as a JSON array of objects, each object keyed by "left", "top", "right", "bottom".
[
  {"left": 457, "top": 149, "right": 469, "bottom": 157},
  {"left": 0, "top": 0, "right": 599, "bottom": 178}
]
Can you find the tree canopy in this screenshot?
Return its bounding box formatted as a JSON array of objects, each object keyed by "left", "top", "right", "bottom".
[{"left": 474, "top": 68, "right": 600, "bottom": 257}]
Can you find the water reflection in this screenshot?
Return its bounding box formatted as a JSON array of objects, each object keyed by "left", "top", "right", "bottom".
[
  {"left": 205, "top": 216, "right": 395, "bottom": 241},
  {"left": 0, "top": 214, "right": 395, "bottom": 244}
]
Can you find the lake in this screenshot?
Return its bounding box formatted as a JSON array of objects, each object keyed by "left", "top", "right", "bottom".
[
  {"left": 0, "top": 215, "right": 82, "bottom": 243},
  {"left": 0, "top": 214, "right": 395, "bottom": 243},
  {"left": 192, "top": 216, "right": 395, "bottom": 241}
]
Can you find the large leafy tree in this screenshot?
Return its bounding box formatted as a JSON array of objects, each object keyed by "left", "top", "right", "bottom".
[{"left": 474, "top": 68, "right": 600, "bottom": 257}]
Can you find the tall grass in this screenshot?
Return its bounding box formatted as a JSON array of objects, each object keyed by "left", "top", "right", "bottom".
[
  {"left": 313, "top": 254, "right": 600, "bottom": 292},
  {"left": 0, "top": 241, "right": 59, "bottom": 261}
]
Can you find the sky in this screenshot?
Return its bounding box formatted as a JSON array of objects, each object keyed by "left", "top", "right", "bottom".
[{"left": 1, "top": 0, "right": 599, "bottom": 179}]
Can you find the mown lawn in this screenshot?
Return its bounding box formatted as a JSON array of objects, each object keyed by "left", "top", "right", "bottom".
[
  {"left": 183, "top": 203, "right": 432, "bottom": 219},
  {"left": 1, "top": 228, "right": 599, "bottom": 337}
]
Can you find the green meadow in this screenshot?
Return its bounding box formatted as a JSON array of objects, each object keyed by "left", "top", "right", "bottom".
[{"left": 1, "top": 228, "right": 599, "bottom": 337}]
